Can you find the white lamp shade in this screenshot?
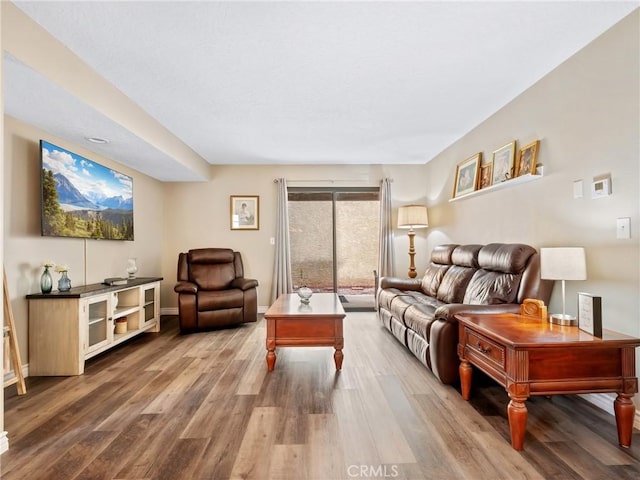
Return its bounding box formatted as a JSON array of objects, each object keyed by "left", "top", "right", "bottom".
[
  {"left": 398, "top": 205, "right": 429, "bottom": 229},
  {"left": 540, "top": 247, "right": 587, "bottom": 280}
]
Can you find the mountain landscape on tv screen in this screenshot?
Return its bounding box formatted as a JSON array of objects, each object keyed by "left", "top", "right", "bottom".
[{"left": 41, "top": 141, "right": 134, "bottom": 240}]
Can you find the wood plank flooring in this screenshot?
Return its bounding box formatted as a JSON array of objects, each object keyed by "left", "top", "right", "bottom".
[{"left": 2, "top": 313, "right": 640, "bottom": 479}]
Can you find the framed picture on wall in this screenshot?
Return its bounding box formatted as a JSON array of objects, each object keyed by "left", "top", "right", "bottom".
[
  {"left": 479, "top": 162, "right": 493, "bottom": 189},
  {"left": 516, "top": 140, "right": 540, "bottom": 177},
  {"left": 230, "top": 195, "right": 259, "bottom": 230},
  {"left": 491, "top": 141, "right": 516, "bottom": 184},
  {"left": 453, "top": 152, "right": 481, "bottom": 198}
]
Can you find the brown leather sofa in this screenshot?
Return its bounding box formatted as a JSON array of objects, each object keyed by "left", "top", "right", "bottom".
[
  {"left": 377, "top": 243, "right": 552, "bottom": 384},
  {"left": 175, "top": 248, "right": 259, "bottom": 332}
]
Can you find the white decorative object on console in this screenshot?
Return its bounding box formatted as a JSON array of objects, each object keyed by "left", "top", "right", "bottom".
[{"left": 126, "top": 257, "right": 138, "bottom": 279}]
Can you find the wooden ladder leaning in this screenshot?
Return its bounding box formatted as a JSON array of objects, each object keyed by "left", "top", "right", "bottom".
[{"left": 3, "top": 268, "right": 26, "bottom": 395}]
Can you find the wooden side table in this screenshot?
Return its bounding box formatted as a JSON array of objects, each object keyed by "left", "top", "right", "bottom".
[{"left": 457, "top": 313, "right": 640, "bottom": 451}]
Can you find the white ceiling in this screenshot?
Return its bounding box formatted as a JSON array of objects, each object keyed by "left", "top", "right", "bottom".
[{"left": 4, "top": 1, "right": 639, "bottom": 181}]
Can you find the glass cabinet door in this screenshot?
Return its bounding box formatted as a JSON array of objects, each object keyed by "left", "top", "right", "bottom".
[
  {"left": 142, "top": 285, "right": 157, "bottom": 326},
  {"left": 83, "top": 294, "right": 111, "bottom": 354}
]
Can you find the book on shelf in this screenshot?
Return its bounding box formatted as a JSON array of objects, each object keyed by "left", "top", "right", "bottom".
[{"left": 103, "top": 277, "right": 128, "bottom": 286}]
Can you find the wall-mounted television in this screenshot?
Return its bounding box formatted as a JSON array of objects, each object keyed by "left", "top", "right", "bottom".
[{"left": 40, "top": 140, "right": 134, "bottom": 240}]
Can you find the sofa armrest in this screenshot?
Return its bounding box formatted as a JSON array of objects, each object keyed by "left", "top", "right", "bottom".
[
  {"left": 434, "top": 303, "right": 521, "bottom": 322},
  {"left": 174, "top": 281, "right": 198, "bottom": 294},
  {"left": 232, "top": 278, "right": 259, "bottom": 291},
  {"left": 379, "top": 276, "right": 422, "bottom": 291}
]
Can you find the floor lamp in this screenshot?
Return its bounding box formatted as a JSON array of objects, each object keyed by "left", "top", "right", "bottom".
[
  {"left": 540, "top": 247, "right": 587, "bottom": 325},
  {"left": 397, "top": 205, "right": 429, "bottom": 278}
]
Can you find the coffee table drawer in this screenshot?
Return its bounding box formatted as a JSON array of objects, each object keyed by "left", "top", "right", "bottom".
[
  {"left": 275, "top": 318, "right": 337, "bottom": 338},
  {"left": 465, "top": 328, "right": 505, "bottom": 369}
]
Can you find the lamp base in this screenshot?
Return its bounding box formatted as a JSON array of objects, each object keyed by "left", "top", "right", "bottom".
[{"left": 549, "top": 313, "right": 577, "bottom": 326}]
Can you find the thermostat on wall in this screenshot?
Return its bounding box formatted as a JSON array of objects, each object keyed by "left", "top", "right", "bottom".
[{"left": 591, "top": 174, "right": 611, "bottom": 199}]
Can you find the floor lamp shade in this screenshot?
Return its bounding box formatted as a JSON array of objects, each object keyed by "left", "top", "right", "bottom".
[
  {"left": 398, "top": 205, "right": 428, "bottom": 279},
  {"left": 540, "top": 247, "right": 587, "bottom": 325},
  {"left": 397, "top": 205, "right": 429, "bottom": 229}
]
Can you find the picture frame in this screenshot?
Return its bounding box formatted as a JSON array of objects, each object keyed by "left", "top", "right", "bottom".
[
  {"left": 230, "top": 195, "right": 259, "bottom": 230},
  {"left": 453, "top": 152, "right": 481, "bottom": 198},
  {"left": 516, "top": 140, "right": 540, "bottom": 177},
  {"left": 479, "top": 162, "right": 493, "bottom": 189},
  {"left": 491, "top": 141, "right": 516, "bottom": 185},
  {"left": 577, "top": 292, "right": 602, "bottom": 337}
]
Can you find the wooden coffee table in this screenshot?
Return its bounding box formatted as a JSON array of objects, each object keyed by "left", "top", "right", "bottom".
[
  {"left": 457, "top": 312, "right": 640, "bottom": 451},
  {"left": 264, "top": 293, "right": 346, "bottom": 371}
]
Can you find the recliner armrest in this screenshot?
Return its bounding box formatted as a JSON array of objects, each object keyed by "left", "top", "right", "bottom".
[
  {"left": 379, "top": 276, "right": 422, "bottom": 291},
  {"left": 231, "top": 278, "right": 259, "bottom": 291},
  {"left": 434, "top": 303, "right": 521, "bottom": 322},
  {"left": 174, "top": 281, "right": 198, "bottom": 294}
]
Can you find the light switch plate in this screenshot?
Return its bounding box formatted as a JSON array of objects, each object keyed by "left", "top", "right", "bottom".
[
  {"left": 616, "top": 217, "right": 630, "bottom": 239},
  {"left": 573, "top": 180, "right": 583, "bottom": 199}
]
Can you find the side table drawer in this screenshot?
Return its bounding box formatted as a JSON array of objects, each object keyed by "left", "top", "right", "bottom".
[{"left": 465, "top": 329, "right": 506, "bottom": 369}]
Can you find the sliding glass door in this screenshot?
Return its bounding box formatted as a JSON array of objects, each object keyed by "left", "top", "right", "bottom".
[{"left": 288, "top": 187, "right": 379, "bottom": 307}]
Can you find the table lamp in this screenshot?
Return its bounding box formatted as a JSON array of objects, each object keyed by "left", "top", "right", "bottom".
[
  {"left": 397, "top": 205, "right": 429, "bottom": 278},
  {"left": 540, "top": 247, "right": 587, "bottom": 325}
]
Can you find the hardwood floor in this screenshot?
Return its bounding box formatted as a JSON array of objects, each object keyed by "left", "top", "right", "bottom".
[{"left": 2, "top": 313, "right": 640, "bottom": 479}]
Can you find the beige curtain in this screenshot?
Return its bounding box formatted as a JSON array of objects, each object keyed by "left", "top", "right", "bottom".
[
  {"left": 377, "top": 177, "right": 395, "bottom": 282},
  {"left": 271, "top": 178, "right": 293, "bottom": 302}
]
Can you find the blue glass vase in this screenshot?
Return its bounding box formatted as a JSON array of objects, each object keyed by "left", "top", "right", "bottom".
[
  {"left": 58, "top": 271, "right": 71, "bottom": 292},
  {"left": 40, "top": 266, "right": 53, "bottom": 294}
]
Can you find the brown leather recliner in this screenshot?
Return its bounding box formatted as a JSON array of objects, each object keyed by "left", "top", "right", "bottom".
[{"left": 175, "top": 248, "right": 259, "bottom": 332}]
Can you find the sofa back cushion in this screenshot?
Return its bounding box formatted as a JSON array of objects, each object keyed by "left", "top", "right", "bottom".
[
  {"left": 436, "top": 266, "right": 477, "bottom": 303},
  {"left": 420, "top": 244, "right": 457, "bottom": 297},
  {"left": 451, "top": 245, "right": 482, "bottom": 267},
  {"left": 463, "top": 270, "right": 521, "bottom": 305},
  {"left": 477, "top": 243, "right": 535, "bottom": 273},
  {"left": 433, "top": 245, "right": 481, "bottom": 303},
  {"left": 463, "top": 243, "right": 536, "bottom": 305}
]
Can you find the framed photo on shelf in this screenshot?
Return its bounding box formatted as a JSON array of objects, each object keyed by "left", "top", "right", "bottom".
[
  {"left": 453, "top": 152, "right": 481, "bottom": 198},
  {"left": 230, "top": 195, "right": 259, "bottom": 230},
  {"left": 577, "top": 292, "right": 602, "bottom": 337},
  {"left": 479, "top": 162, "right": 493, "bottom": 189},
  {"left": 516, "top": 140, "right": 540, "bottom": 177},
  {"left": 491, "top": 141, "right": 516, "bottom": 185}
]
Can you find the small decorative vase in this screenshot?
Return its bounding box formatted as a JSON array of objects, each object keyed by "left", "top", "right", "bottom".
[
  {"left": 58, "top": 271, "right": 71, "bottom": 292},
  {"left": 126, "top": 257, "right": 138, "bottom": 279},
  {"left": 40, "top": 266, "right": 53, "bottom": 294},
  {"left": 297, "top": 286, "right": 313, "bottom": 304}
]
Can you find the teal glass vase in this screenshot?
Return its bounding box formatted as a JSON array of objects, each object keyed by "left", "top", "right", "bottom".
[{"left": 40, "top": 266, "right": 53, "bottom": 294}]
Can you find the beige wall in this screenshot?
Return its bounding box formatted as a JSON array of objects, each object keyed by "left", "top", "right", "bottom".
[
  {"left": 162, "top": 164, "right": 428, "bottom": 307},
  {"left": 3, "top": 116, "right": 165, "bottom": 364}
]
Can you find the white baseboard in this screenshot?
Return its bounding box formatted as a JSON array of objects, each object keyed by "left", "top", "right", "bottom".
[
  {"left": 3, "top": 363, "right": 29, "bottom": 384},
  {"left": 579, "top": 392, "right": 640, "bottom": 430},
  {"left": 0, "top": 431, "right": 8, "bottom": 454},
  {"left": 160, "top": 306, "right": 268, "bottom": 316}
]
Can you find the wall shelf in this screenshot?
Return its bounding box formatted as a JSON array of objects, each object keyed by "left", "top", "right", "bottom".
[{"left": 449, "top": 173, "right": 543, "bottom": 202}]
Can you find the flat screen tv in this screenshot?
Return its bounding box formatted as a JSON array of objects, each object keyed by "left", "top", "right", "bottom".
[{"left": 40, "top": 140, "right": 134, "bottom": 240}]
